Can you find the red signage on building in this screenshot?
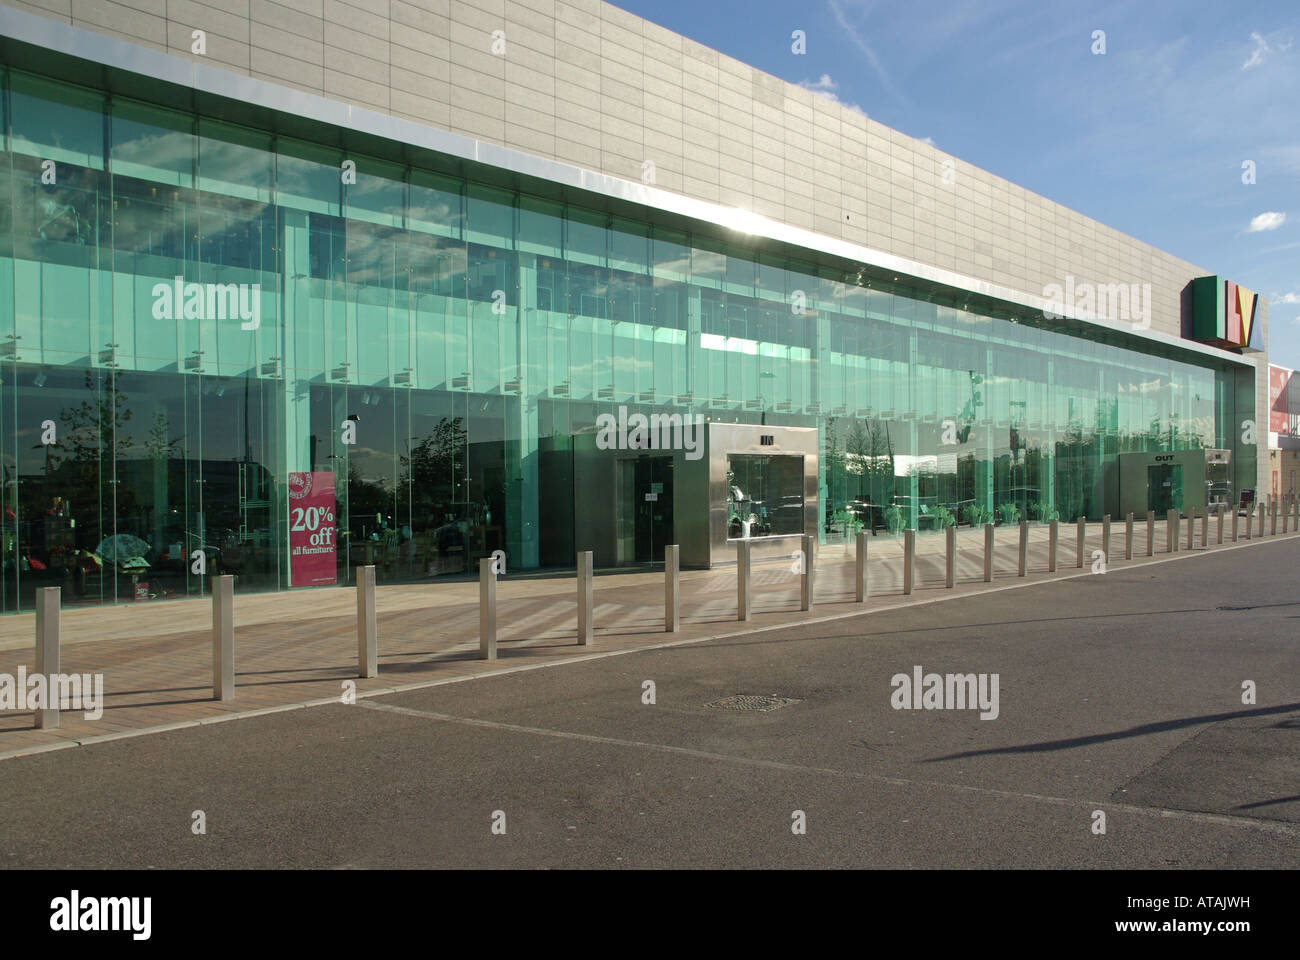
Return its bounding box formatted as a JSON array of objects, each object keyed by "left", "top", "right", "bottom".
[
  {"left": 289, "top": 471, "right": 338, "bottom": 587},
  {"left": 1270, "top": 365, "right": 1292, "bottom": 436}
]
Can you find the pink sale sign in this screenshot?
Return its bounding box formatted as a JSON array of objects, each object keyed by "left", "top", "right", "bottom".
[{"left": 288, "top": 471, "right": 337, "bottom": 587}]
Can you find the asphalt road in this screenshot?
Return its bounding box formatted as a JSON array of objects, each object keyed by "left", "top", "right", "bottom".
[{"left": 2, "top": 539, "right": 1298, "bottom": 869}]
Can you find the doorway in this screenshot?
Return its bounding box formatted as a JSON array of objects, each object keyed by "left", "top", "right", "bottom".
[
  {"left": 616, "top": 457, "right": 673, "bottom": 564},
  {"left": 1147, "top": 463, "right": 1183, "bottom": 515}
]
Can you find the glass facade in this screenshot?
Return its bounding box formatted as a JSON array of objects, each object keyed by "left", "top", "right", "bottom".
[{"left": 0, "top": 68, "right": 1255, "bottom": 610}]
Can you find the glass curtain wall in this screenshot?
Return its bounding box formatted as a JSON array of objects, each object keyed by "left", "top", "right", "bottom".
[{"left": 0, "top": 67, "right": 1251, "bottom": 610}]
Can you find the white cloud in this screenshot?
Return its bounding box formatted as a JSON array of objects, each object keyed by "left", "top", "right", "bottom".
[
  {"left": 797, "top": 73, "right": 863, "bottom": 113},
  {"left": 1248, "top": 211, "right": 1287, "bottom": 231},
  {"left": 919, "top": 136, "right": 936, "bottom": 147},
  {"left": 1242, "top": 30, "right": 1293, "bottom": 70},
  {"left": 1243, "top": 32, "right": 1272, "bottom": 69},
  {"left": 800, "top": 73, "right": 838, "bottom": 93},
  {"left": 1276, "top": 292, "right": 1300, "bottom": 304}
]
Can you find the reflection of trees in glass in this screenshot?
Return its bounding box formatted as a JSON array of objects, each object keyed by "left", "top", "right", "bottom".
[
  {"left": 52, "top": 371, "right": 133, "bottom": 548},
  {"left": 846, "top": 418, "right": 895, "bottom": 508},
  {"left": 400, "top": 417, "right": 467, "bottom": 527},
  {"left": 345, "top": 462, "right": 392, "bottom": 535}
]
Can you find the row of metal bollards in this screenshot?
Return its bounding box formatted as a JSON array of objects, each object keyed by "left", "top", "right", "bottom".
[{"left": 26, "top": 496, "right": 1300, "bottom": 727}]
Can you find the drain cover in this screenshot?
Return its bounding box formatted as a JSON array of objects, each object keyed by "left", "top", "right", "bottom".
[{"left": 707, "top": 695, "right": 800, "bottom": 712}]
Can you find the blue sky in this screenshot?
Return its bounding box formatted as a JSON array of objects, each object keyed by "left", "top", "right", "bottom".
[{"left": 611, "top": 0, "right": 1300, "bottom": 369}]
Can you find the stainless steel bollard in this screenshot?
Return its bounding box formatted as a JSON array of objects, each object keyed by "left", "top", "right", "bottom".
[
  {"left": 1258, "top": 502, "right": 1265, "bottom": 538},
  {"left": 1076, "top": 517, "right": 1085, "bottom": 569},
  {"left": 1186, "top": 512, "right": 1194, "bottom": 550},
  {"left": 1018, "top": 521, "right": 1028, "bottom": 577},
  {"left": 737, "top": 541, "right": 751, "bottom": 621},
  {"left": 903, "top": 529, "right": 915, "bottom": 595},
  {"left": 1049, "top": 519, "right": 1058, "bottom": 572},
  {"left": 357, "top": 565, "right": 377, "bottom": 677},
  {"left": 983, "top": 523, "right": 993, "bottom": 583},
  {"left": 945, "top": 525, "right": 956, "bottom": 588},
  {"left": 1102, "top": 515, "right": 1111, "bottom": 565},
  {"left": 213, "top": 574, "right": 234, "bottom": 701},
  {"left": 34, "top": 587, "right": 60, "bottom": 729},
  {"left": 1270, "top": 500, "right": 1277, "bottom": 536},
  {"left": 1236, "top": 503, "right": 1244, "bottom": 540},
  {"left": 1146, "top": 511, "right": 1155, "bottom": 556},
  {"left": 1166, "top": 510, "right": 1176, "bottom": 553},
  {"left": 479, "top": 557, "right": 497, "bottom": 660},
  {"left": 665, "top": 544, "right": 679, "bottom": 632},
  {"left": 577, "top": 551, "right": 594, "bottom": 645},
  {"left": 800, "top": 534, "right": 815, "bottom": 612},
  {"left": 855, "top": 531, "right": 869, "bottom": 602},
  {"left": 1125, "top": 513, "right": 1133, "bottom": 560},
  {"left": 1200, "top": 510, "right": 1207, "bottom": 549},
  {"left": 1217, "top": 504, "right": 1224, "bottom": 544}
]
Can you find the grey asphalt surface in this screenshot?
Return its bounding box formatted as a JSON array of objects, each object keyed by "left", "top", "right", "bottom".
[{"left": 2, "top": 538, "right": 1298, "bottom": 869}]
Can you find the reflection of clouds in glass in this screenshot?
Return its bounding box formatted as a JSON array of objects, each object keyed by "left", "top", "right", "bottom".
[{"left": 114, "top": 130, "right": 193, "bottom": 173}]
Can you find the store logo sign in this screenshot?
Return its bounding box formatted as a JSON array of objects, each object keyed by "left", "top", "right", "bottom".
[
  {"left": 151, "top": 276, "right": 261, "bottom": 330},
  {"left": 595, "top": 406, "right": 704, "bottom": 460},
  {"left": 1190, "top": 276, "right": 1257, "bottom": 349}
]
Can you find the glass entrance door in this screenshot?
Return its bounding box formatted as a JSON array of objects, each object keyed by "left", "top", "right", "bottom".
[
  {"left": 1147, "top": 464, "right": 1184, "bottom": 514},
  {"left": 615, "top": 457, "right": 673, "bottom": 564}
]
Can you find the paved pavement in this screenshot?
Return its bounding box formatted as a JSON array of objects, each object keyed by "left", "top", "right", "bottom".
[
  {"left": 0, "top": 530, "right": 1296, "bottom": 868},
  {"left": 0, "top": 516, "right": 1286, "bottom": 758}
]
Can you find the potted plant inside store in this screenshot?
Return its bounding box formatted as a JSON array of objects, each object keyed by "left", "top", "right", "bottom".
[
  {"left": 964, "top": 504, "right": 992, "bottom": 528},
  {"left": 933, "top": 505, "right": 956, "bottom": 530},
  {"left": 884, "top": 504, "right": 904, "bottom": 535},
  {"left": 997, "top": 502, "right": 1021, "bottom": 526}
]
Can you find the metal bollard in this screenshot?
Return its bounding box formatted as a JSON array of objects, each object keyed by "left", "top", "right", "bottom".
[
  {"left": 800, "top": 534, "right": 815, "bottom": 612},
  {"left": 1125, "top": 513, "right": 1133, "bottom": 560},
  {"left": 983, "top": 523, "right": 993, "bottom": 583},
  {"left": 479, "top": 558, "right": 497, "bottom": 660},
  {"left": 1102, "top": 515, "right": 1111, "bottom": 565},
  {"left": 34, "top": 587, "right": 60, "bottom": 729},
  {"left": 1270, "top": 500, "right": 1277, "bottom": 536},
  {"left": 665, "top": 544, "right": 679, "bottom": 632},
  {"left": 1200, "top": 510, "right": 1207, "bottom": 549},
  {"left": 1146, "top": 511, "right": 1155, "bottom": 556},
  {"left": 1237, "top": 503, "right": 1244, "bottom": 540},
  {"left": 212, "top": 574, "right": 234, "bottom": 701},
  {"left": 1166, "top": 510, "right": 1177, "bottom": 553},
  {"left": 1049, "top": 519, "right": 1058, "bottom": 572},
  {"left": 855, "top": 531, "right": 869, "bottom": 602},
  {"left": 1076, "top": 517, "right": 1086, "bottom": 569},
  {"left": 1217, "top": 504, "right": 1224, "bottom": 544},
  {"left": 737, "top": 541, "right": 751, "bottom": 621},
  {"left": 1187, "top": 512, "right": 1194, "bottom": 551},
  {"left": 903, "top": 529, "right": 915, "bottom": 595},
  {"left": 1258, "top": 502, "right": 1265, "bottom": 538},
  {"left": 357, "top": 565, "right": 377, "bottom": 677},
  {"left": 945, "top": 525, "right": 956, "bottom": 588},
  {"left": 577, "top": 551, "right": 594, "bottom": 645},
  {"left": 1018, "top": 521, "right": 1028, "bottom": 577}
]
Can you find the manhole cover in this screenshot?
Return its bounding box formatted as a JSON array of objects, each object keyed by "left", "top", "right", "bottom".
[{"left": 706, "top": 695, "right": 800, "bottom": 712}]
